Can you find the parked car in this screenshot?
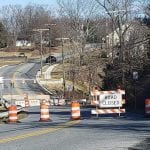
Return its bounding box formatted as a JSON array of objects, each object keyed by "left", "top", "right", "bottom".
[{"left": 46, "top": 55, "right": 57, "bottom": 63}]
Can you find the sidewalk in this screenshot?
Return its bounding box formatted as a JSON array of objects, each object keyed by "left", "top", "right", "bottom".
[
  {"left": 36, "top": 63, "right": 89, "bottom": 97},
  {"left": 36, "top": 64, "right": 63, "bottom": 95}
]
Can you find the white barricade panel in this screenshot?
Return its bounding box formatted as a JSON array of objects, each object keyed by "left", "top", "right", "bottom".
[
  {"left": 99, "top": 93, "right": 122, "bottom": 108},
  {"left": 4, "top": 94, "right": 50, "bottom": 107},
  {"left": 29, "top": 100, "right": 40, "bottom": 106},
  {"left": 15, "top": 101, "right": 25, "bottom": 107}
]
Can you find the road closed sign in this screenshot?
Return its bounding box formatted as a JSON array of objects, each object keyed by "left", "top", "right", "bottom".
[{"left": 99, "top": 93, "right": 122, "bottom": 108}]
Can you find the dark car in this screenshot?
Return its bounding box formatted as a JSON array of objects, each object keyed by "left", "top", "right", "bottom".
[{"left": 46, "top": 55, "right": 57, "bottom": 63}]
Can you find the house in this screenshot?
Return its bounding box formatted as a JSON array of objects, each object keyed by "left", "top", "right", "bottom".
[
  {"left": 106, "top": 24, "right": 131, "bottom": 47},
  {"left": 16, "top": 39, "right": 32, "bottom": 47},
  {"left": 104, "top": 22, "right": 148, "bottom": 58}
]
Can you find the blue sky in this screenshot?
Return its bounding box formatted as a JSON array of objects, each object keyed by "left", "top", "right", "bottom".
[{"left": 0, "top": 0, "right": 58, "bottom": 7}]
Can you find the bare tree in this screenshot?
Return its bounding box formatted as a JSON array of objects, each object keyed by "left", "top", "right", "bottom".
[
  {"left": 0, "top": 5, "right": 23, "bottom": 46},
  {"left": 56, "top": 0, "right": 106, "bottom": 98},
  {"left": 57, "top": 0, "right": 99, "bottom": 65},
  {"left": 94, "top": 0, "right": 144, "bottom": 88},
  {"left": 145, "top": 4, "right": 150, "bottom": 17},
  {"left": 0, "top": 4, "right": 56, "bottom": 47}
]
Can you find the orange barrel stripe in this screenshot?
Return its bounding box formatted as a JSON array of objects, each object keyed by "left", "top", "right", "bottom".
[
  {"left": 8, "top": 105, "right": 18, "bottom": 123},
  {"left": 71, "top": 102, "right": 80, "bottom": 120},
  {"left": 40, "top": 102, "right": 50, "bottom": 121},
  {"left": 145, "top": 99, "right": 150, "bottom": 114}
]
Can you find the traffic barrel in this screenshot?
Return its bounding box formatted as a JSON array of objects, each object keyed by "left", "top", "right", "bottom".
[
  {"left": 145, "top": 99, "right": 150, "bottom": 116},
  {"left": 24, "top": 93, "right": 30, "bottom": 108},
  {"left": 8, "top": 105, "right": 18, "bottom": 123},
  {"left": 40, "top": 101, "right": 50, "bottom": 122},
  {"left": 71, "top": 102, "right": 80, "bottom": 120},
  {"left": 41, "top": 99, "right": 50, "bottom": 106}
]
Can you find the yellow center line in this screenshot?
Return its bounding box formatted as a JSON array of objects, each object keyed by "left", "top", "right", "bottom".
[{"left": 0, "top": 120, "right": 80, "bottom": 144}]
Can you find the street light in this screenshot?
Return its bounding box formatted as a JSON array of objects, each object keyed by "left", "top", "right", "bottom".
[{"left": 33, "top": 28, "right": 49, "bottom": 76}]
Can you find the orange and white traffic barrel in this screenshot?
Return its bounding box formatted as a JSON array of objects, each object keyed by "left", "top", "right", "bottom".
[
  {"left": 145, "top": 99, "right": 150, "bottom": 115},
  {"left": 8, "top": 105, "right": 18, "bottom": 123},
  {"left": 40, "top": 102, "right": 50, "bottom": 122},
  {"left": 71, "top": 102, "right": 80, "bottom": 120},
  {"left": 41, "top": 99, "right": 50, "bottom": 106},
  {"left": 24, "top": 93, "right": 30, "bottom": 108}
]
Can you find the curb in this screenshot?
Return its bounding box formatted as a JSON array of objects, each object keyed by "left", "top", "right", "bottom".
[
  {"left": 35, "top": 72, "right": 54, "bottom": 95},
  {"left": 0, "top": 65, "right": 8, "bottom": 69}
]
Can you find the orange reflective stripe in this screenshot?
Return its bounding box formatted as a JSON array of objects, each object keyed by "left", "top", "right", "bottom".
[{"left": 145, "top": 99, "right": 150, "bottom": 114}]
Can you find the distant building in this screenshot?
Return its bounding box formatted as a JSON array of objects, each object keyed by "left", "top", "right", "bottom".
[
  {"left": 106, "top": 24, "right": 132, "bottom": 47},
  {"left": 16, "top": 39, "right": 32, "bottom": 47},
  {"left": 104, "top": 22, "right": 148, "bottom": 58}
]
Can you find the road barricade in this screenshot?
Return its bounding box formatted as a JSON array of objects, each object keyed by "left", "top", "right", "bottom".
[
  {"left": 145, "top": 99, "right": 150, "bottom": 116},
  {"left": 71, "top": 102, "right": 80, "bottom": 120},
  {"left": 91, "top": 109, "right": 125, "bottom": 114},
  {"left": 8, "top": 105, "right": 18, "bottom": 123},
  {"left": 90, "top": 87, "right": 126, "bottom": 117},
  {"left": 91, "top": 100, "right": 99, "bottom": 106}
]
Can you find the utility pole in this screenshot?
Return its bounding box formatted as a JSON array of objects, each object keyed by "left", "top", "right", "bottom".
[
  {"left": 45, "top": 24, "right": 56, "bottom": 65},
  {"left": 106, "top": 9, "right": 126, "bottom": 87},
  {"left": 33, "top": 28, "right": 49, "bottom": 76},
  {"left": 133, "top": 71, "right": 138, "bottom": 110},
  {"left": 55, "top": 37, "right": 69, "bottom": 98},
  {"left": 61, "top": 39, "right": 65, "bottom": 98}
]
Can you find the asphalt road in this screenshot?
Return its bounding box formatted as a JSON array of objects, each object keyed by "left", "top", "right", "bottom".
[
  {"left": 0, "top": 106, "right": 149, "bottom": 150},
  {"left": 0, "top": 54, "right": 62, "bottom": 97},
  {"left": 0, "top": 62, "right": 46, "bottom": 96},
  {"left": 0, "top": 61, "right": 150, "bottom": 150}
]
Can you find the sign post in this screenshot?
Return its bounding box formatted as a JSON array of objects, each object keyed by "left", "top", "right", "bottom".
[
  {"left": 133, "top": 71, "right": 138, "bottom": 80},
  {"left": 133, "top": 71, "right": 138, "bottom": 110}
]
